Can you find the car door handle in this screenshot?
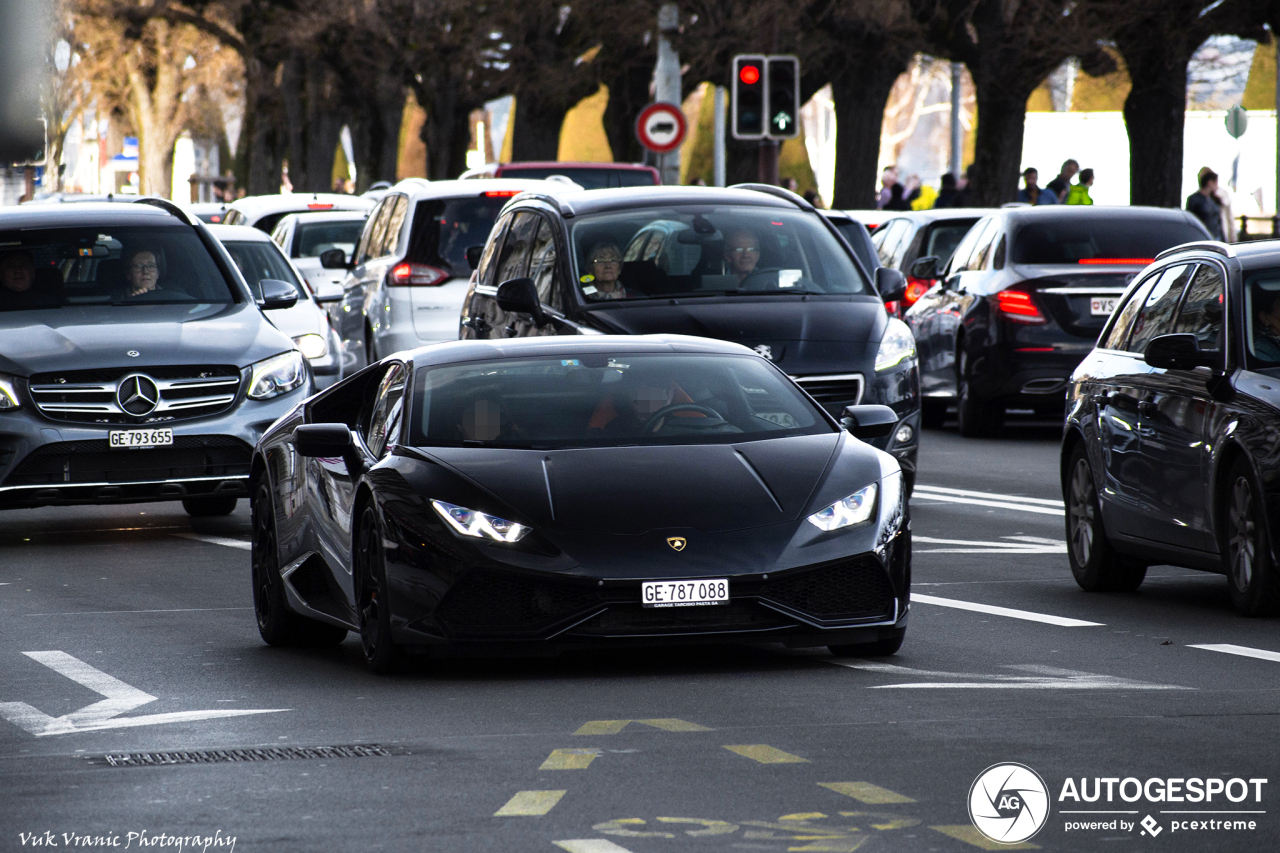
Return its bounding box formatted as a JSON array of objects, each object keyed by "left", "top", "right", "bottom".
[{"left": 463, "top": 316, "right": 490, "bottom": 333}]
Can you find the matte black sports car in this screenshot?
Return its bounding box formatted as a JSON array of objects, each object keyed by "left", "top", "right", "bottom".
[{"left": 250, "top": 335, "right": 911, "bottom": 671}]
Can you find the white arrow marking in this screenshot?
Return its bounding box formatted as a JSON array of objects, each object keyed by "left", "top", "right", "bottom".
[
  {"left": 0, "top": 651, "right": 288, "bottom": 736},
  {"left": 832, "top": 662, "right": 1189, "bottom": 691},
  {"left": 174, "top": 533, "right": 251, "bottom": 550}
]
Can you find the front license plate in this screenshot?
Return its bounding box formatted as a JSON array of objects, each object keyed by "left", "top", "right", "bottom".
[
  {"left": 109, "top": 429, "right": 173, "bottom": 448},
  {"left": 642, "top": 579, "right": 729, "bottom": 608},
  {"left": 1090, "top": 297, "right": 1118, "bottom": 316}
]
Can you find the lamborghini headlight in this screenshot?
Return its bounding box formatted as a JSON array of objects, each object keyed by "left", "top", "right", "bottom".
[
  {"left": 293, "top": 333, "right": 328, "bottom": 360},
  {"left": 248, "top": 350, "right": 307, "bottom": 399},
  {"left": 875, "top": 317, "right": 916, "bottom": 372},
  {"left": 0, "top": 373, "right": 19, "bottom": 410},
  {"left": 431, "top": 500, "right": 529, "bottom": 542},
  {"left": 807, "top": 483, "right": 878, "bottom": 531}
]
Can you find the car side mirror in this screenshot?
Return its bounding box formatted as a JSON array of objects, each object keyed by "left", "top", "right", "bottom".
[
  {"left": 496, "top": 277, "right": 548, "bottom": 326},
  {"left": 312, "top": 281, "right": 344, "bottom": 304},
  {"left": 294, "top": 423, "right": 352, "bottom": 457},
  {"left": 909, "top": 256, "right": 939, "bottom": 282},
  {"left": 466, "top": 245, "right": 484, "bottom": 271},
  {"left": 319, "top": 248, "right": 350, "bottom": 270},
  {"left": 259, "top": 278, "right": 299, "bottom": 310},
  {"left": 840, "top": 404, "right": 899, "bottom": 439},
  {"left": 1144, "top": 333, "right": 1217, "bottom": 371},
  {"left": 874, "top": 268, "right": 907, "bottom": 302}
]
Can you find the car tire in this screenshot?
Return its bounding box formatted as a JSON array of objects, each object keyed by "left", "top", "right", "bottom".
[
  {"left": 956, "top": 350, "right": 1003, "bottom": 438},
  {"left": 356, "top": 503, "right": 404, "bottom": 674},
  {"left": 182, "top": 496, "right": 238, "bottom": 517},
  {"left": 828, "top": 630, "right": 905, "bottom": 657},
  {"left": 1065, "top": 444, "right": 1146, "bottom": 592},
  {"left": 920, "top": 398, "right": 947, "bottom": 429},
  {"left": 1223, "top": 459, "right": 1280, "bottom": 617},
  {"left": 251, "top": 481, "right": 348, "bottom": 647}
]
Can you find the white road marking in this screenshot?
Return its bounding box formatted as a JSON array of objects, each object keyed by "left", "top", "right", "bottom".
[
  {"left": 914, "top": 534, "right": 1066, "bottom": 554},
  {"left": 1189, "top": 643, "right": 1280, "bottom": 663},
  {"left": 0, "top": 651, "right": 287, "bottom": 737},
  {"left": 912, "top": 593, "right": 1102, "bottom": 627},
  {"left": 554, "top": 841, "right": 637, "bottom": 853},
  {"left": 174, "top": 533, "right": 251, "bottom": 550},
  {"left": 914, "top": 484, "right": 1065, "bottom": 516},
  {"left": 834, "top": 662, "right": 1188, "bottom": 691},
  {"left": 25, "top": 607, "right": 253, "bottom": 617}
]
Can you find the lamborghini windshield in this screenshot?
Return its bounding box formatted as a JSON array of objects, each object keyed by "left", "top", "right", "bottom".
[{"left": 411, "top": 353, "right": 834, "bottom": 449}]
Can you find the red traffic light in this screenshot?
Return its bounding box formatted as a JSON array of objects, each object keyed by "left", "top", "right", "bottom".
[{"left": 739, "top": 65, "right": 760, "bottom": 85}]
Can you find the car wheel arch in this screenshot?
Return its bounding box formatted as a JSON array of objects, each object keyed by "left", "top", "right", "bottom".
[
  {"left": 1213, "top": 440, "right": 1259, "bottom": 551},
  {"left": 1060, "top": 427, "right": 1088, "bottom": 493}
]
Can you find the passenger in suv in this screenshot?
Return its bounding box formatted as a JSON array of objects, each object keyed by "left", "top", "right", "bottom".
[{"left": 0, "top": 200, "right": 311, "bottom": 516}]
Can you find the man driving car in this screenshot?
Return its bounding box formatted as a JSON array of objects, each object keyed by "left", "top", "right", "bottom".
[{"left": 723, "top": 230, "right": 761, "bottom": 283}]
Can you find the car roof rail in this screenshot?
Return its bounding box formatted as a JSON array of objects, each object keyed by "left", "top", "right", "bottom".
[
  {"left": 1155, "top": 240, "right": 1234, "bottom": 261},
  {"left": 133, "top": 197, "right": 198, "bottom": 226},
  {"left": 511, "top": 190, "right": 577, "bottom": 218},
  {"left": 729, "top": 183, "right": 815, "bottom": 211}
]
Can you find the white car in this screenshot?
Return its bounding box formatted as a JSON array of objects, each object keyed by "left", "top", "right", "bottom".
[
  {"left": 206, "top": 224, "right": 345, "bottom": 389},
  {"left": 269, "top": 210, "right": 369, "bottom": 303},
  {"left": 220, "top": 192, "right": 374, "bottom": 235}
]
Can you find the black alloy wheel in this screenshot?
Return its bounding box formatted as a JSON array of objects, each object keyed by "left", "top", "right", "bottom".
[
  {"left": 955, "top": 349, "right": 1003, "bottom": 438},
  {"left": 1223, "top": 459, "right": 1280, "bottom": 617},
  {"left": 1065, "top": 444, "right": 1146, "bottom": 592},
  {"left": 920, "top": 398, "right": 947, "bottom": 430},
  {"left": 251, "top": 480, "right": 348, "bottom": 647},
  {"left": 183, "top": 496, "right": 238, "bottom": 517},
  {"left": 356, "top": 503, "right": 403, "bottom": 673},
  {"left": 828, "top": 629, "right": 905, "bottom": 658}
]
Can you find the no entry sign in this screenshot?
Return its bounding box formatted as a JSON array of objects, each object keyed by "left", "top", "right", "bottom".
[{"left": 635, "top": 102, "right": 687, "bottom": 154}]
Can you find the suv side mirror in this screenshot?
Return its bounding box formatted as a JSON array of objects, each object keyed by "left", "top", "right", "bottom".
[
  {"left": 496, "top": 277, "right": 548, "bottom": 326},
  {"left": 294, "top": 423, "right": 352, "bottom": 457},
  {"left": 840, "top": 404, "right": 899, "bottom": 439},
  {"left": 909, "top": 256, "right": 939, "bottom": 282},
  {"left": 874, "top": 268, "right": 907, "bottom": 302},
  {"left": 1144, "top": 333, "right": 1218, "bottom": 370},
  {"left": 465, "top": 245, "right": 484, "bottom": 271},
  {"left": 259, "top": 278, "right": 299, "bottom": 310},
  {"left": 319, "top": 248, "right": 350, "bottom": 270}
]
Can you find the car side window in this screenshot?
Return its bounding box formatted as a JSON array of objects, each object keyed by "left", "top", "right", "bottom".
[
  {"left": 495, "top": 212, "right": 538, "bottom": 285},
  {"left": 945, "top": 218, "right": 988, "bottom": 275},
  {"left": 477, "top": 215, "right": 511, "bottom": 288},
  {"left": 887, "top": 224, "right": 916, "bottom": 270},
  {"left": 357, "top": 199, "right": 393, "bottom": 265},
  {"left": 380, "top": 195, "right": 409, "bottom": 258},
  {"left": 965, "top": 219, "right": 1002, "bottom": 271},
  {"left": 991, "top": 235, "right": 1006, "bottom": 270},
  {"left": 1127, "top": 264, "right": 1193, "bottom": 354},
  {"left": 1100, "top": 273, "right": 1159, "bottom": 351},
  {"left": 1171, "top": 263, "right": 1224, "bottom": 351},
  {"left": 364, "top": 363, "right": 407, "bottom": 458},
  {"left": 873, "top": 219, "right": 908, "bottom": 267},
  {"left": 528, "top": 218, "right": 560, "bottom": 305},
  {"left": 270, "top": 222, "right": 288, "bottom": 252}
]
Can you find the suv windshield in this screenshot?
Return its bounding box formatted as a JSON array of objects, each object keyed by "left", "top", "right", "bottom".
[
  {"left": 411, "top": 353, "right": 832, "bottom": 449},
  {"left": 406, "top": 196, "right": 509, "bottom": 276},
  {"left": 569, "top": 206, "right": 869, "bottom": 300},
  {"left": 294, "top": 220, "right": 365, "bottom": 258},
  {"left": 1011, "top": 217, "right": 1206, "bottom": 265},
  {"left": 221, "top": 241, "right": 308, "bottom": 300},
  {"left": 0, "top": 225, "right": 235, "bottom": 311}
]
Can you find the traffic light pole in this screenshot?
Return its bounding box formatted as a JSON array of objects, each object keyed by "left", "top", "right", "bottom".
[{"left": 758, "top": 140, "right": 779, "bottom": 185}]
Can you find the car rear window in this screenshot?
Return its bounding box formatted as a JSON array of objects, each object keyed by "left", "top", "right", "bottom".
[
  {"left": 405, "top": 196, "right": 509, "bottom": 276},
  {"left": 411, "top": 353, "right": 831, "bottom": 449},
  {"left": 0, "top": 225, "right": 237, "bottom": 311},
  {"left": 923, "top": 220, "right": 978, "bottom": 266},
  {"left": 1011, "top": 217, "right": 1206, "bottom": 265},
  {"left": 497, "top": 166, "right": 656, "bottom": 189},
  {"left": 293, "top": 220, "right": 366, "bottom": 258},
  {"left": 221, "top": 241, "right": 308, "bottom": 300}
]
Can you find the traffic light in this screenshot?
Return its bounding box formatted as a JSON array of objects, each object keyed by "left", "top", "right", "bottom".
[
  {"left": 766, "top": 56, "right": 800, "bottom": 139},
  {"left": 732, "top": 55, "right": 766, "bottom": 140}
]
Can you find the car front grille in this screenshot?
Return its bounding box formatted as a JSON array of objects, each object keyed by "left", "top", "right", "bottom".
[
  {"left": 791, "top": 373, "right": 864, "bottom": 407},
  {"left": 28, "top": 366, "right": 243, "bottom": 424},
  {"left": 3, "top": 436, "right": 253, "bottom": 487},
  {"left": 570, "top": 601, "right": 786, "bottom": 636},
  {"left": 433, "top": 571, "right": 604, "bottom": 638},
  {"left": 753, "top": 556, "right": 895, "bottom": 621}
]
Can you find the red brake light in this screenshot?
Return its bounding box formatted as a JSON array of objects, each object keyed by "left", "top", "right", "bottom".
[
  {"left": 390, "top": 263, "right": 450, "bottom": 287},
  {"left": 306, "top": 203, "right": 335, "bottom": 210},
  {"left": 483, "top": 190, "right": 520, "bottom": 197},
  {"left": 904, "top": 277, "right": 932, "bottom": 306},
  {"left": 1078, "top": 258, "right": 1153, "bottom": 265},
  {"left": 209, "top": 214, "right": 222, "bottom": 223},
  {"left": 996, "top": 289, "right": 1045, "bottom": 323}
]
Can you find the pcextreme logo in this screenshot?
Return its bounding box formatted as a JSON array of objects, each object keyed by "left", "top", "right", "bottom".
[{"left": 969, "top": 763, "right": 1050, "bottom": 844}]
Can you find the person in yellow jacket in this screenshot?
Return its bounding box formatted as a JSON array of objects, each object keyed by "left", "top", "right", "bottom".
[{"left": 1066, "top": 168, "right": 1094, "bottom": 205}]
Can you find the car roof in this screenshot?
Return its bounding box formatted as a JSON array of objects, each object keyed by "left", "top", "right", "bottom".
[
  {"left": 205, "top": 223, "right": 275, "bottom": 242},
  {"left": 997, "top": 205, "right": 1202, "bottom": 226},
  {"left": 225, "top": 193, "right": 375, "bottom": 219},
  {"left": 858, "top": 208, "right": 992, "bottom": 224},
  {"left": 509, "top": 185, "right": 803, "bottom": 218},
  {"left": 402, "top": 334, "right": 755, "bottom": 368},
  {"left": 0, "top": 201, "right": 189, "bottom": 228},
  {"left": 275, "top": 210, "right": 371, "bottom": 225},
  {"left": 499, "top": 161, "right": 656, "bottom": 172},
  {"left": 387, "top": 177, "right": 582, "bottom": 201}
]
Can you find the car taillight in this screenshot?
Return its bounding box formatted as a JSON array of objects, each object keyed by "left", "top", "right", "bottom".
[
  {"left": 996, "top": 289, "right": 1045, "bottom": 323},
  {"left": 483, "top": 190, "right": 520, "bottom": 197},
  {"left": 904, "top": 277, "right": 932, "bottom": 306},
  {"left": 389, "top": 263, "right": 449, "bottom": 286},
  {"left": 884, "top": 299, "right": 901, "bottom": 316},
  {"left": 307, "top": 203, "right": 335, "bottom": 210}
]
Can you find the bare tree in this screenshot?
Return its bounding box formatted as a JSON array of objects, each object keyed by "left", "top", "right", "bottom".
[{"left": 42, "top": 4, "right": 86, "bottom": 193}]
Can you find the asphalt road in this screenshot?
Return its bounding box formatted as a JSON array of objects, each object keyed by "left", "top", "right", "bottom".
[{"left": 2, "top": 413, "right": 1279, "bottom": 852}]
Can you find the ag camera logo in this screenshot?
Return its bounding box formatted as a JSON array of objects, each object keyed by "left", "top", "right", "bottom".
[{"left": 969, "top": 763, "right": 1051, "bottom": 844}]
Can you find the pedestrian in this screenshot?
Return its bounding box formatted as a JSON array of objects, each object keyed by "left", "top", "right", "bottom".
[
  {"left": 1066, "top": 169, "right": 1094, "bottom": 205},
  {"left": 884, "top": 183, "right": 911, "bottom": 211},
  {"left": 911, "top": 179, "right": 938, "bottom": 210},
  {"left": 933, "top": 173, "right": 960, "bottom": 208},
  {"left": 1197, "top": 166, "right": 1235, "bottom": 242},
  {"left": 954, "top": 164, "right": 977, "bottom": 206},
  {"left": 1046, "top": 159, "right": 1079, "bottom": 203},
  {"left": 1017, "top": 168, "right": 1057, "bottom": 205},
  {"left": 876, "top": 166, "right": 898, "bottom": 209},
  {"left": 1186, "top": 169, "right": 1225, "bottom": 241}
]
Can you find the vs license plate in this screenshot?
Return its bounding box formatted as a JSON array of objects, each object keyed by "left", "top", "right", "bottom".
[
  {"left": 1090, "top": 297, "right": 1118, "bottom": 316},
  {"left": 642, "top": 579, "right": 729, "bottom": 608},
  {"left": 109, "top": 429, "right": 173, "bottom": 448}
]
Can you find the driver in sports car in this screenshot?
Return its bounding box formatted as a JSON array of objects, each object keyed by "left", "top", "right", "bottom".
[{"left": 588, "top": 382, "right": 731, "bottom": 436}]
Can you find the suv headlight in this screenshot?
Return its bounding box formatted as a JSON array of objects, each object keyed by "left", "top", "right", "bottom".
[
  {"left": 248, "top": 351, "right": 307, "bottom": 400},
  {"left": 0, "top": 373, "right": 19, "bottom": 411},
  {"left": 807, "top": 483, "right": 877, "bottom": 531},
  {"left": 431, "top": 500, "right": 529, "bottom": 542},
  {"left": 875, "top": 317, "right": 916, "bottom": 372},
  {"left": 293, "top": 333, "right": 328, "bottom": 360}
]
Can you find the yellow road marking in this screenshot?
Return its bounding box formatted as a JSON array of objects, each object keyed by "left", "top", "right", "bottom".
[
  {"left": 573, "top": 718, "right": 710, "bottom": 735},
  {"left": 724, "top": 744, "right": 809, "bottom": 764},
  {"left": 930, "top": 825, "right": 1039, "bottom": 850},
  {"left": 494, "top": 790, "right": 565, "bottom": 816},
  {"left": 780, "top": 812, "right": 828, "bottom": 820},
  {"left": 785, "top": 841, "right": 868, "bottom": 853},
  {"left": 553, "top": 841, "right": 638, "bottom": 853},
  {"left": 820, "top": 782, "right": 916, "bottom": 804},
  {"left": 541, "top": 748, "right": 601, "bottom": 770}
]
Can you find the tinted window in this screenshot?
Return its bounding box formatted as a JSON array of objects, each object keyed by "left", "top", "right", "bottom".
[
  {"left": 495, "top": 212, "right": 539, "bottom": 285},
  {"left": 358, "top": 199, "right": 394, "bottom": 264},
  {"left": 922, "top": 219, "right": 978, "bottom": 266},
  {"left": 0, "top": 225, "right": 236, "bottom": 311},
  {"left": 497, "top": 166, "right": 656, "bottom": 189},
  {"left": 1011, "top": 217, "right": 1207, "bottom": 264},
  {"left": 1244, "top": 268, "right": 1280, "bottom": 368},
  {"left": 872, "top": 219, "right": 909, "bottom": 267},
  {"left": 964, "top": 219, "right": 1002, "bottom": 271},
  {"left": 221, "top": 241, "right": 308, "bottom": 300},
  {"left": 293, "top": 220, "right": 366, "bottom": 258},
  {"left": 365, "top": 363, "right": 407, "bottom": 458},
  {"left": 476, "top": 215, "right": 510, "bottom": 289},
  {"left": 946, "top": 217, "right": 990, "bottom": 274},
  {"left": 405, "top": 195, "right": 510, "bottom": 276},
  {"left": 529, "top": 218, "right": 558, "bottom": 303},
  {"left": 1172, "top": 264, "right": 1224, "bottom": 351},
  {"left": 377, "top": 195, "right": 408, "bottom": 258},
  {"left": 1128, "top": 264, "right": 1192, "bottom": 354},
  {"left": 828, "top": 219, "right": 877, "bottom": 272},
  {"left": 410, "top": 353, "right": 831, "bottom": 449},
  {"left": 1100, "top": 273, "right": 1158, "bottom": 351}
]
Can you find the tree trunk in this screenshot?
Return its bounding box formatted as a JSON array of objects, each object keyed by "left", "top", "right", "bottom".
[
  {"left": 967, "top": 68, "right": 1040, "bottom": 208},
  {"left": 1116, "top": 35, "right": 1195, "bottom": 208},
  {"left": 602, "top": 65, "right": 652, "bottom": 163},
  {"left": 510, "top": 93, "right": 565, "bottom": 162},
  {"left": 829, "top": 59, "right": 906, "bottom": 209},
  {"left": 302, "top": 58, "right": 343, "bottom": 191}
]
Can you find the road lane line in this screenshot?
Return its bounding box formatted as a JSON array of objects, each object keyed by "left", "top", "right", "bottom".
[
  {"left": 723, "top": 744, "right": 808, "bottom": 764},
  {"left": 913, "top": 535, "right": 1066, "bottom": 555},
  {"left": 833, "top": 662, "right": 1187, "bottom": 691},
  {"left": 173, "top": 533, "right": 251, "bottom": 550},
  {"left": 912, "top": 593, "right": 1103, "bottom": 627},
  {"left": 495, "top": 790, "right": 566, "bottom": 816},
  {"left": 540, "top": 748, "right": 601, "bottom": 769},
  {"left": 1189, "top": 643, "right": 1280, "bottom": 663},
  {"left": 24, "top": 607, "right": 252, "bottom": 617},
  {"left": 916, "top": 485, "right": 1064, "bottom": 507},
  {"left": 819, "top": 782, "right": 916, "bottom": 803},
  {"left": 553, "top": 841, "right": 637, "bottom": 853},
  {"left": 931, "top": 825, "right": 1038, "bottom": 850},
  {"left": 911, "top": 494, "right": 1065, "bottom": 517},
  {"left": 573, "top": 718, "right": 710, "bottom": 735}
]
